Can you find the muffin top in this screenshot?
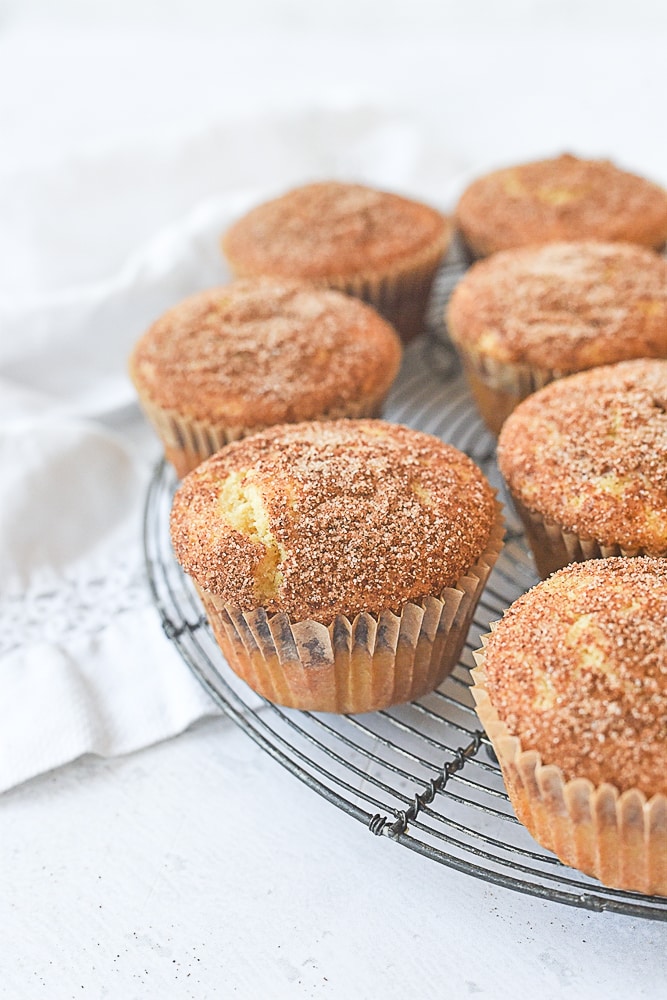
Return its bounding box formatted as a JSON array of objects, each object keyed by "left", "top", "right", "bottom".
[
  {"left": 222, "top": 182, "right": 450, "bottom": 280},
  {"left": 479, "top": 556, "right": 667, "bottom": 797},
  {"left": 497, "top": 359, "right": 667, "bottom": 553},
  {"left": 170, "top": 419, "right": 499, "bottom": 622},
  {"left": 129, "top": 279, "right": 402, "bottom": 424},
  {"left": 456, "top": 154, "right": 667, "bottom": 256},
  {"left": 446, "top": 241, "right": 667, "bottom": 371}
]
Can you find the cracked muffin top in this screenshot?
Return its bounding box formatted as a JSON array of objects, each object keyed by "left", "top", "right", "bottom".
[
  {"left": 170, "top": 419, "right": 500, "bottom": 623},
  {"left": 477, "top": 556, "right": 667, "bottom": 797},
  {"left": 446, "top": 241, "right": 667, "bottom": 372},
  {"left": 497, "top": 358, "right": 667, "bottom": 554}
]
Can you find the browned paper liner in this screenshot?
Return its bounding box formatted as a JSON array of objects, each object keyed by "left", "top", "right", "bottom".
[
  {"left": 138, "top": 392, "right": 390, "bottom": 479},
  {"left": 471, "top": 638, "right": 667, "bottom": 896},
  {"left": 509, "top": 493, "right": 643, "bottom": 579},
  {"left": 314, "top": 227, "right": 452, "bottom": 344},
  {"left": 447, "top": 341, "right": 563, "bottom": 436},
  {"left": 194, "top": 501, "right": 503, "bottom": 714}
]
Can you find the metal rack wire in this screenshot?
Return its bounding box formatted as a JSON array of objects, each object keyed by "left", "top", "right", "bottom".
[{"left": 143, "top": 256, "right": 667, "bottom": 921}]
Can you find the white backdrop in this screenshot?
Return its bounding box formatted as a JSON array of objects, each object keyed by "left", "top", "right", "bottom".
[{"left": 2, "top": 3, "right": 667, "bottom": 997}]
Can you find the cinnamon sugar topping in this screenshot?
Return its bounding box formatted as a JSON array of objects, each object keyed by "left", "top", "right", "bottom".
[
  {"left": 222, "top": 182, "right": 449, "bottom": 279},
  {"left": 481, "top": 557, "right": 667, "bottom": 797},
  {"left": 498, "top": 359, "right": 667, "bottom": 553},
  {"left": 456, "top": 154, "right": 667, "bottom": 256},
  {"left": 129, "top": 279, "right": 402, "bottom": 423},
  {"left": 170, "top": 419, "right": 499, "bottom": 622},
  {"left": 447, "top": 241, "right": 667, "bottom": 370}
]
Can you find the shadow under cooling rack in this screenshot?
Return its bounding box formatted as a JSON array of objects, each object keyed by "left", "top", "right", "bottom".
[{"left": 142, "top": 275, "right": 667, "bottom": 922}]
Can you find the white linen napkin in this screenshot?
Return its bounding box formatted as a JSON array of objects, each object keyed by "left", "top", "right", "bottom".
[{"left": 0, "top": 106, "right": 465, "bottom": 793}]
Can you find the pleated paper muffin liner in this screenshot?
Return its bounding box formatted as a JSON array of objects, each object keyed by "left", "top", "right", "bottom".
[
  {"left": 193, "top": 503, "right": 504, "bottom": 714},
  {"left": 138, "top": 392, "right": 391, "bottom": 479},
  {"left": 509, "top": 493, "right": 646, "bottom": 580},
  {"left": 471, "top": 637, "right": 667, "bottom": 896},
  {"left": 308, "top": 228, "right": 452, "bottom": 345},
  {"left": 447, "top": 341, "right": 561, "bottom": 436}
]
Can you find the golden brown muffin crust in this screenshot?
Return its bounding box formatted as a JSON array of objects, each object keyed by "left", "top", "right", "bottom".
[
  {"left": 222, "top": 182, "right": 450, "bottom": 279},
  {"left": 170, "top": 419, "right": 498, "bottom": 622},
  {"left": 129, "top": 279, "right": 402, "bottom": 424},
  {"left": 481, "top": 557, "right": 667, "bottom": 797},
  {"left": 447, "top": 241, "right": 667, "bottom": 371},
  {"left": 456, "top": 154, "right": 667, "bottom": 256},
  {"left": 498, "top": 359, "right": 667, "bottom": 553}
]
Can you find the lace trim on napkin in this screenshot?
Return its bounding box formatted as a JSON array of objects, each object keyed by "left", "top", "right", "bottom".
[{"left": 0, "top": 552, "right": 150, "bottom": 657}]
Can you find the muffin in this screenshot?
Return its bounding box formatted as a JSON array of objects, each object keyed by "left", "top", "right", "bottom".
[
  {"left": 129, "top": 278, "right": 402, "bottom": 477},
  {"left": 456, "top": 153, "right": 667, "bottom": 258},
  {"left": 446, "top": 241, "right": 667, "bottom": 434},
  {"left": 497, "top": 358, "right": 667, "bottom": 578},
  {"left": 472, "top": 556, "right": 667, "bottom": 895},
  {"left": 170, "top": 419, "right": 503, "bottom": 713},
  {"left": 221, "top": 181, "right": 452, "bottom": 342}
]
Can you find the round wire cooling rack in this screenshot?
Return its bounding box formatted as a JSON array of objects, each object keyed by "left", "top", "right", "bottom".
[{"left": 143, "top": 255, "right": 667, "bottom": 922}]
